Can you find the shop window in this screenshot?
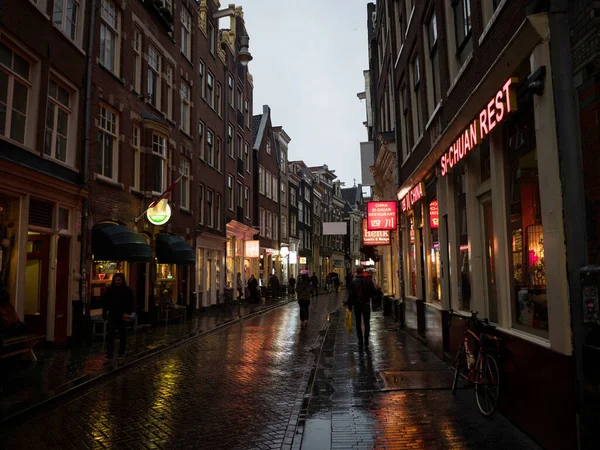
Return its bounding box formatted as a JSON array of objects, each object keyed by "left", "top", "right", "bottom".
[
  {"left": 482, "top": 197, "right": 498, "bottom": 323},
  {"left": 507, "top": 129, "right": 548, "bottom": 335},
  {"left": 58, "top": 207, "right": 69, "bottom": 230},
  {"left": 408, "top": 215, "right": 417, "bottom": 297},
  {"left": 156, "top": 263, "right": 175, "bottom": 281},
  {"left": 90, "top": 260, "right": 126, "bottom": 308},
  {"left": 428, "top": 198, "right": 441, "bottom": 302},
  {"left": 455, "top": 166, "right": 471, "bottom": 311}
]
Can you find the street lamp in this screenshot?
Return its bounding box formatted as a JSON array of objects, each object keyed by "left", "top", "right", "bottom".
[{"left": 237, "top": 32, "right": 253, "bottom": 66}]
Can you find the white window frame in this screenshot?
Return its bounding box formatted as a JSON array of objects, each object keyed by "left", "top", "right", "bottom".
[
  {"left": 45, "top": 77, "right": 72, "bottom": 165},
  {"left": 273, "top": 213, "right": 278, "bottom": 241},
  {"left": 228, "top": 174, "right": 234, "bottom": 210},
  {"left": 259, "top": 166, "right": 265, "bottom": 195},
  {"left": 290, "top": 213, "right": 297, "bottom": 236},
  {"left": 425, "top": 10, "right": 441, "bottom": 115},
  {"left": 244, "top": 186, "right": 250, "bottom": 217},
  {"left": 180, "top": 79, "right": 191, "bottom": 134},
  {"left": 228, "top": 75, "right": 234, "bottom": 107},
  {"left": 259, "top": 208, "right": 266, "bottom": 236},
  {"left": 198, "top": 183, "right": 205, "bottom": 225},
  {"left": 132, "top": 124, "right": 141, "bottom": 190},
  {"left": 198, "top": 121, "right": 205, "bottom": 160},
  {"left": 266, "top": 170, "right": 272, "bottom": 199},
  {"left": 216, "top": 82, "right": 222, "bottom": 117},
  {"left": 53, "top": 0, "right": 82, "bottom": 44},
  {"left": 97, "top": 104, "right": 119, "bottom": 180},
  {"left": 199, "top": 60, "right": 206, "bottom": 99},
  {"left": 180, "top": 158, "right": 190, "bottom": 210},
  {"left": 244, "top": 99, "right": 249, "bottom": 128},
  {"left": 180, "top": 7, "right": 192, "bottom": 60},
  {"left": 237, "top": 89, "right": 243, "bottom": 112},
  {"left": 207, "top": 71, "right": 215, "bottom": 109},
  {"left": 99, "top": 0, "right": 121, "bottom": 75},
  {"left": 206, "top": 129, "right": 215, "bottom": 167},
  {"left": 244, "top": 142, "right": 250, "bottom": 173},
  {"left": 228, "top": 124, "right": 234, "bottom": 157},
  {"left": 132, "top": 29, "right": 142, "bottom": 93},
  {"left": 147, "top": 46, "right": 162, "bottom": 110},
  {"left": 410, "top": 53, "right": 423, "bottom": 139},
  {"left": 272, "top": 175, "right": 278, "bottom": 203},
  {"left": 208, "top": 22, "right": 216, "bottom": 55},
  {"left": 151, "top": 133, "right": 167, "bottom": 193},
  {"left": 166, "top": 65, "right": 174, "bottom": 120},
  {"left": 266, "top": 139, "right": 271, "bottom": 155}
]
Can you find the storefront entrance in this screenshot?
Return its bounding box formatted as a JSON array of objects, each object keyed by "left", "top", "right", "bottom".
[
  {"left": 54, "top": 236, "right": 70, "bottom": 345},
  {"left": 24, "top": 233, "right": 50, "bottom": 336}
]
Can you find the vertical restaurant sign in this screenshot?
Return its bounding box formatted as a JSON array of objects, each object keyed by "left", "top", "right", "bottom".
[
  {"left": 367, "top": 201, "right": 397, "bottom": 231},
  {"left": 441, "top": 78, "right": 518, "bottom": 176},
  {"left": 362, "top": 219, "right": 390, "bottom": 246},
  {"left": 400, "top": 182, "right": 425, "bottom": 212},
  {"left": 429, "top": 200, "right": 439, "bottom": 229}
]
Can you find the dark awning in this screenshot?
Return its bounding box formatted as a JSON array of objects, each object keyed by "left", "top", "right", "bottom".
[
  {"left": 156, "top": 234, "right": 195, "bottom": 265},
  {"left": 92, "top": 223, "right": 153, "bottom": 263}
]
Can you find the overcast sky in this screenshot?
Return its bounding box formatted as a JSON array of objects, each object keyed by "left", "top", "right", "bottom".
[{"left": 240, "top": 0, "right": 369, "bottom": 188}]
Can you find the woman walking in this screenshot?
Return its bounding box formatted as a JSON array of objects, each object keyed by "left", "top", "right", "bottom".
[{"left": 296, "top": 273, "right": 311, "bottom": 329}]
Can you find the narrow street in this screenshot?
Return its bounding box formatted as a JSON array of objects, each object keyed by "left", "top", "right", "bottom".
[{"left": 1, "top": 292, "right": 543, "bottom": 450}]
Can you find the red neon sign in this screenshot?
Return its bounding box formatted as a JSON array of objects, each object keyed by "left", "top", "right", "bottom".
[
  {"left": 367, "top": 201, "right": 397, "bottom": 231},
  {"left": 441, "top": 78, "right": 518, "bottom": 176},
  {"left": 429, "top": 200, "right": 439, "bottom": 229},
  {"left": 400, "top": 182, "right": 425, "bottom": 212}
]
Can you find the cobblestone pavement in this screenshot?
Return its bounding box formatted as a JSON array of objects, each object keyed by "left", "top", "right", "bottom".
[
  {"left": 301, "top": 307, "right": 542, "bottom": 450},
  {"left": 1, "top": 294, "right": 342, "bottom": 449}
]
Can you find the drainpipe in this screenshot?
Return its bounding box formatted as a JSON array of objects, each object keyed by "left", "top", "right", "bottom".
[
  {"left": 79, "top": 0, "right": 97, "bottom": 317},
  {"left": 548, "top": 0, "right": 587, "bottom": 447}
]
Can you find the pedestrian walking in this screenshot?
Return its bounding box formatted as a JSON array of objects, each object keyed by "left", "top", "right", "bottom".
[
  {"left": 236, "top": 272, "right": 244, "bottom": 301},
  {"left": 288, "top": 276, "right": 296, "bottom": 295},
  {"left": 248, "top": 274, "right": 259, "bottom": 303},
  {"left": 348, "top": 267, "right": 377, "bottom": 348},
  {"left": 269, "top": 273, "right": 280, "bottom": 298},
  {"left": 296, "top": 273, "right": 311, "bottom": 328},
  {"left": 102, "top": 273, "right": 134, "bottom": 363},
  {"left": 326, "top": 274, "right": 332, "bottom": 293},
  {"left": 310, "top": 272, "right": 319, "bottom": 297},
  {"left": 333, "top": 274, "right": 340, "bottom": 293}
]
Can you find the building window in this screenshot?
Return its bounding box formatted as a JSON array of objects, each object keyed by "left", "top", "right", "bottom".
[
  {"left": 207, "top": 72, "right": 215, "bottom": 109},
  {"left": 180, "top": 80, "right": 191, "bottom": 134},
  {"left": 45, "top": 78, "right": 71, "bottom": 163},
  {"left": 97, "top": 105, "right": 118, "bottom": 180},
  {"left": 244, "top": 186, "right": 250, "bottom": 216},
  {"left": 266, "top": 139, "right": 271, "bottom": 155},
  {"left": 132, "top": 29, "right": 142, "bottom": 93},
  {"left": 100, "top": 0, "right": 120, "bottom": 74},
  {"left": 452, "top": 0, "right": 473, "bottom": 65},
  {"left": 266, "top": 212, "right": 272, "bottom": 238},
  {"left": 394, "top": 1, "right": 404, "bottom": 52},
  {"left": 199, "top": 60, "right": 205, "bottom": 99},
  {"left": 244, "top": 99, "right": 249, "bottom": 128},
  {"left": 216, "top": 192, "right": 222, "bottom": 230},
  {"left": 198, "top": 121, "right": 205, "bottom": 160},
  {"left": 259, "top": 166, "right": 265, "bottom": 195},
  {"left": 180, "top": 7, "right": 192, "bottom": 60},
  {"left": 180, "top": 158, "right": 190, "bottom": 210},
  {"left": 237, "top": 181, "right": 242, "bottom": 207},
  {"left": 228, "top": 124, "right": 234, "bottom": 157},
  {"left": 281, "top": 215, "right": 287, "bottom": 240},
  {"left": 272, "top": 175, "right": 278, "bottom": 203},
  {"left": 206, "top": 129, "right": 214, "bottom": 167},
  {"left": 207, "top": 189, "right": 214, "bottom": 228},
  {"left": 53, "top": 0, "right": 80, "bottom": 41},
  {"left": 215, "top": 137, "right": 222, "bottom": 172},
  {"left": 298, "top": 201, "right": 304, "bottom": 223},
  {"left": 281, "top": 182, "right": 286, "bottom": 206},
  {"left": 198, "top": 184, "right": 204, "bottom": 224},
  {"left": 132, "top": 125, "right": 141, "bottom": 190},
  {"left": 265, "top": 170, "right": 272, "bottom": 199},
  {"left": 147, "top": 46, "right": 161, "bottom": 109},
  {"left": 272, "top": 214, "right": 278, "bottom": 241},
  {"left": 244, "top": 142, "right": 250, "bottom": 172},
  {"left": 426, "top": 11, "right": 441, "bottom": 113},
  {"left": 216, "top": 82, "right": 222, "bottom": 117},
  {"left": 228, "top": 75, "right": 234, "bottom": 107},
  {"left": 151, "top": 133, "right": 167, "bottom": 193},
  {"left": 259, "top": 208, "right": 266, "bottom": 236},
  {"left": 0, "top": 42, "right": 32, "bottom": 144},
  {"left": 228, "top": 175, "right": 234, "bottom": 210},
  {"left": 166, "top": 65, "right": 174, "bottom": 120},
  {"left": 410, "top": 54, "right": 423, "bottom": 138},
  {"left": 208, "top": 22, "right": 216, "bottom": 55},
  {"left": 290, "top": 187, "right": 296, "bottom": 206},
  {"left": 280, "top": 151, "right": 286, "bottom": 173},
  {"left": 237, "top": 89, "right": 243, "bottom": 112},
  {"left": 290, "top": 213, "right": 296, "bottom": 236}
]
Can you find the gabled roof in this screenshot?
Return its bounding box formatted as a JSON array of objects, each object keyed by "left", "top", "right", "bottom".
[
  {"left": 252, "top": 114, "right": 263, "bottom": 144},
  {"left": 252, "top": 105, "right": 271, "bottom": 151}
]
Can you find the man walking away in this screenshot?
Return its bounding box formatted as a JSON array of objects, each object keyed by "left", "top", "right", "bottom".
[
  {"left": 296, "top": 273, "right": 311, "bottom": 328},
  {"left": 248, "top": 274, "right": 259, "bottom": 304},
  {"left": 269, "top": 273, "right": 280, "bottom": 298},
  {"left": 310, "top": 272, "right": 319, "bottom": 297},
  {"left": 349, "top": 267, "right": 376, "bottom": 348},
  {"left": 288, "top": 275, "right": 296, "bottom": 295},
  {"left": 103, "top": 273, "right": 134, "bottom": 363}
]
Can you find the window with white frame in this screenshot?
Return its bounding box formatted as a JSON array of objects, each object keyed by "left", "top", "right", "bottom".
[
  {"left": 53, "top": 0, "right": 80, "bottom": 42},
  {"left": 259, "top": 208, "right": 266, "bottom": 236},
  {"left": 180, "top": 80, "right": 191, "bottom": 133},
  {"left": 198, "top": 184, "right": 205, "bottom": 224},
  {"left": 290, "top": 187, "right": 296, "bottom": 206},
  {"left": 151, "top": 133, "right": 167, "bottom": 192},
  {"left": 132, "top": 29, "right": 142, "bottom": 93},
  {"left": 180, "top": 7, "right": 192, "bottom": 60},
  {"left": 280, "top": 151, "right": 286, "bottom": 173},
  {"left": 281, "top": 182, "right": 286, "bottom": 206},
  {"left": 208, "top": 22, "right": 216, "bottom": 55},
  {"left": 244, "top": 142, "right": 250, "bottom": 172},
  {"left": 207, "top": 189, "right": 214, "bottom": 228},
  {"left": 272, "top": 213, "right": 278, "bottom": 241},
  {"left": 199, "top": 60, "right": 205, "bottom": 99},
  {"left": 272, "top": 175, "right": 278, "bottom": 203},
  {"left": 215, "top": 82, "right": 222, "bottom": 117},
  {"left": 281, "top": 215, "right": 287, "bottom": 240},
  {"left": 266, "top": 139, "right": 271, "bottom": 155},
  {"left": 394, "top": 1, "right": 404, "bottom": 53},
  {"left": 298, "top": 201, "right": 304, "bottom": 223},
  {"left": 228, "top": 124, "right": 234, "bottom": 157},
  {"left": 290, "top": 214, "right": 296, "bottom": 236},
  {"left": 244, "top": 99, "right": 249, "bottom": 128},
  {"left": 236, "top": 134, "right": 243, "bottom": 160},
  {"left": 216, "top": 192, "right": 222, "bottom": 230},
  {"left": 410, "top": 54, "right": 423, "bottom": 139},
  {"left": 198, "top": 121, "right": 205, "bottom": 160},
  {"left": 237, "top": 181, "right": 242, "bottom": 207},
  {"left": 147, "top": 46, "right": 161, "bottom": 109},
  {"left": 0, "top": 42, "right": 32, "bottom": 144},
  {"left": 452, "top": 0, "right": 473, "bottom": 67},
  {"left": 237, "top": 89, "right": 243, "bottom": 112},
  {"left": 228, "top": 75, "right": 234, "bottom": 107},
  {"left": 266, "top": 212, "right": 272, "bottom": 238},
  {"left": 100, "top": 0, "right": 120, "bottom": 74},
  {"left": 166, "top": 65, "right": 174, "bottom": 120},
  {"left": 206, "top": 129, "right": 214, "bottom": 167},
  {"left": 244, "top": 186, "right": 250, "bottom": 216},
  {"left": 259, "top": 166, "right": 265, "bottom": 194},
  {"left": 97, "top": 105, "right": 118, "bottom": 180},
  {"left": 265, "top": 170, "right": 272, "bottom": 199},
  {"left": 132, "top": 124, "right": 141, "bottom": 190},
  {"left": 180, "top": 158, "right": 190, "bottom": 210},
  {"left": 45, "top": 78, "right": 71, "bottom": 163},
  {"left": 215, "top": 137, "right": 222, "bottom": 172},
  {"left": 228, "top": 175, "right": 234, "bottom": 210},
  {"left": 207, "top": 72, "right": 215, "bottom": 109},
  {"left": 426, "top": 11, "right": 441, "bottom": 114}
]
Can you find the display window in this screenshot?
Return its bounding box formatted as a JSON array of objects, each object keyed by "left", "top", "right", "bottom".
[
  {"left": 90, "top": 260, "right": 127, "bottom": 308},
  {"left": 428, "top": 197, "right": 441, "bottom": 302}
]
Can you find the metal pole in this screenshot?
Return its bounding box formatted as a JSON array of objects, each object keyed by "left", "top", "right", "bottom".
[{"left": 548, "top": 1, "right": 587, "bottom": 447}]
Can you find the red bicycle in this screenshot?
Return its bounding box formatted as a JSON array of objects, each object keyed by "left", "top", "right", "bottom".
[{"left": 449, "top": 310, "right": 502, "bottom": 416}]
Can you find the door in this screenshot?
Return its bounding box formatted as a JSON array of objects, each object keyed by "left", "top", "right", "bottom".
[
  {"left": 54, "top": 236, "right": 70, "bottom": 345},
  {"left": 24, "top": 234, "right": 50, "bottom": 336},
  {"left": 480, "top": 197, "right": 499, "bottom": 323}
]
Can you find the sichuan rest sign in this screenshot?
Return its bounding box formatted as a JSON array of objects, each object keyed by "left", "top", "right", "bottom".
[
  {"left": 367, "top": 201, "right": 397, "bottom": 231},
  {"left": 362, "top": 219, "right": 390, "bottom": 246},
  {"left": 441, "top": 78, "right": 518, "bottom": 176}
]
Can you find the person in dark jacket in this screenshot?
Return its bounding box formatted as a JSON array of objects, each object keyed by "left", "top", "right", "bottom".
[
  {"left": 103, "top": 273, "right": 134, "bottom": 362},
  {"left": 310, "top": 273, "right": 319, "bottom": 297},
  {"left": 288, "top": 276, "right": 296, "bottom": 295},
  {"left": 269, "top": 274, "right": 280, "bottom": 298},
  {"left": 296, "top": 274, "right": 311, "bottom": 328},
  {"left": 348, "top": 267, "right": 376, "bottom": 348},
  {"left": 248, "top": 274, "right": 259, "bottom": 303}
]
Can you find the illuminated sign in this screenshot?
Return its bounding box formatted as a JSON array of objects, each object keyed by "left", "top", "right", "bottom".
[
  {"left": 362, "top": 218, "right": 390, "bottom": 246},
  {"left": 289, "top": 251, "right": 298, "bottom": 264},
  {"left": 280, "top": 246, "right": 290, "bottom": 258},
  {"left": 367, "top": 201, "right": 397, "bottom": 231},
  {"left": 441, "top": 78, "right": 518, "bottom": 176},
  {"left": 429, "top": 200, "right": 439, "bottom": 229},
  {"left": 146, "top": 199, "right": 172, "bottom": 226},
  {"left": 299, "top": 257, "right": 307, "bottom": 264},
  {"left": 245, "top": 240, "right": 260, "bottom": 258},
  {"left": 400, "top": 182, "right": 424, "bottom": 212}
]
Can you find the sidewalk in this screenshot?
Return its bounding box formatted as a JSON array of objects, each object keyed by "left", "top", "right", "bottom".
[
  {"left": 0, "top": 293, "right": 302, "bottom": 424},
  {"left": 300, "top": 307, "right": 542, "bottom": 450}
]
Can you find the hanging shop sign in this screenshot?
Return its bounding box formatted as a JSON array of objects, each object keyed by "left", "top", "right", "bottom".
[
  {"left": 245, "top": 240, "right": 260, "bottom": 258},
  {"left": 299, "top": 257, "right": 307, "bottom": 264},
  {"left": 362, "top": 218, "right": 390, "bottom": 246},
  {"left": 400, "top": 182, "right": 424, "bottom": 212},
  {"left": 367, "top": 201, "right": 397, "bottom": 231},
  {"left": 289, "top": 251, "right": 298, "bottom": 264},
  {"left": 429, "top": 200, "right": 439, "bottom": 229},
  {"left": 146, "top": 199, "right": 172, "bottom": 226},
  {"left": 441, "top": 78, "right": 518, "bottom": 176},
  {"left": 280, "top": 246, "right": 290, "bottom": 258}
]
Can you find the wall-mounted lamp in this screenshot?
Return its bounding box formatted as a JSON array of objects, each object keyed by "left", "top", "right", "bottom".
[{"left": 237, "top": 33, "right": 253, "bottom": 67}]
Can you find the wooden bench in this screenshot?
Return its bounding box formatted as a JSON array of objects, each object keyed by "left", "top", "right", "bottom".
[{"left": 0, "top": 334, "right": 41, "bottom": 361}]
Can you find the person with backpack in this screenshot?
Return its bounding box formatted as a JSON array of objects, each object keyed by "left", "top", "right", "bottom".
[{"left": 348, "top": 267, "right": 377, "bottom": 348}]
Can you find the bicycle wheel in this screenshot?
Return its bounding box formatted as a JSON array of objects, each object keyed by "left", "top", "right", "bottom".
[
  {"left": 475, "top": 354, "right": 500, "bottom": 416},
  {"left": 451, "top": 344, "right": 465, "bottom": 394}
]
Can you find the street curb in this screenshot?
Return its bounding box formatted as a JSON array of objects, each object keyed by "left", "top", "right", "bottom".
[{"left": 0, "top": 297, "right": 297, "bottom": 427}]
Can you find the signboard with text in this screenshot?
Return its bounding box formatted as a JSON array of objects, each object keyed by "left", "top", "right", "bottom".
[
  {"left": 400, "top": 182, "right": 425, "bottom": 212},
  {"left": 429, "top": 200, "right": 439, "bottom": 229},
  {"left": 245, "top": 240, "right": 260, "bottom": 258},
  {"left": 362, "top": 219, "right": 390, "bottom": 246},
  {"left": 367, "top": 201, "right": 397, "bottom": 231}
]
